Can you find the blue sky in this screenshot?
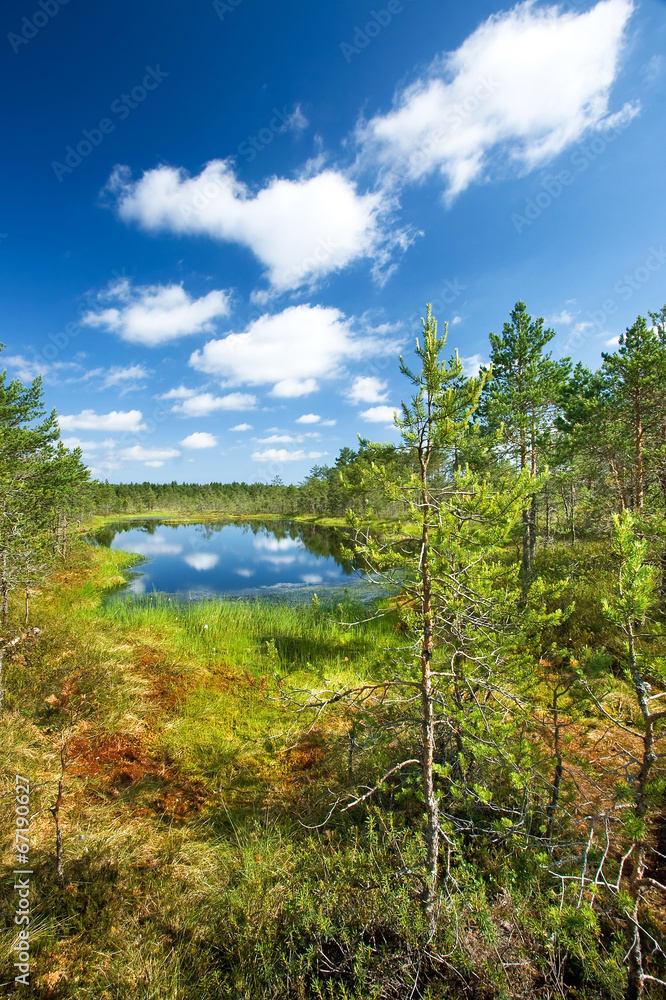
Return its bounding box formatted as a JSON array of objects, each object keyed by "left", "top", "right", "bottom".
[{"left": 2, "top": 0, "right": 665, "bottom": 484}]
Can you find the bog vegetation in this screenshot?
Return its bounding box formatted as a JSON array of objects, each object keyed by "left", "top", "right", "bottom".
[{"left": 2, "top": 300, "right": 666, "bottom": 999}]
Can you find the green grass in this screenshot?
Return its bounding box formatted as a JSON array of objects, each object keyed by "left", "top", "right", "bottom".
[{"left": 0, "top": 532, "right": 660, "bottom": 998}]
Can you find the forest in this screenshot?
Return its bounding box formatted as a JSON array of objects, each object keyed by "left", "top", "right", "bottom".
[{"left": 2, "top": 299, "right": 666, "bottom": 999}]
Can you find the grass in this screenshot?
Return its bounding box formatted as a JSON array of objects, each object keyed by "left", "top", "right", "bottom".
[{"left": 0, "top": 528, "right": 662, "bottom": 997}]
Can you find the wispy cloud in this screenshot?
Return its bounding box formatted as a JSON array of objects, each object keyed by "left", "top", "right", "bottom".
[{"left": 358, "top": 0, "right": 636, "bottom": 202}]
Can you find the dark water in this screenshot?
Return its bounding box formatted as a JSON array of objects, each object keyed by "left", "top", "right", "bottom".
[{"left": 94, "top": 519, "right": 374, "bottom": 599}]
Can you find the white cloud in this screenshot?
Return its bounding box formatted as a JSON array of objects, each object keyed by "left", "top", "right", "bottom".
[
  {"left": 284, "top": 103, "right": 309, "bottom": 133},
  {"left": 301, "top": 574, "right": 323, "bottom": 585},
  {"left": 107, "top": 161, "right": 400, "bottom": 292},
  {"left": 461, "top": 354, "right": 484, "bottom": 377},
  {"left": 321, "top": 418, "right": 337, "bottom": 427},
  {"left": 230, "top": 422, "right": 253, "bottom": 431},
  {"left": 345, "top": 375, "right": 389, "bottom": 404},
  {"left": 452, "top": 316, "right": 462, "bottom": 326},
  {"left": 251, "top": 448, "right": 326, "bottom": 462},
  {"left": 359, "top": 0, "right": 636, "bottom": 202},
  {"left": 82, "top": 279, "right": 231, "bottom": 346},
  {"left": 119, "top": 445, "right": 181, "bottom": 464},
  {"left": 271, "top": 377, "right": 319, "bottom": 398},
  {"left": 58, "top": 409, "right": 147, "bottom": 432},
  {"left": 256, "top": 434, "right": 299, "bottom": 444},
  {"left": 167, "top": 390, "right": 257, "bottom": 416},
  {"left": 235, "top": 568, "right": 255, "bottom": 577},
  {"left": 184, "top": 553, "right": 219, "bottom": 571},
  {"left": 604, "top": 335, "right": 620, "bottom": 347},
  {"left": 551, "top": 310, "right": 575, "bottom": 325},
  {"left": 295, "top": 413, "right": 320, "bottom": 424},
  {"left": 101, "top": 364, "right": 151, "bottom": 389},
  {"left": 3, "top": 355, "right": 81, "bottom": 384},
  {"left": 189, "top": 305, "right": 397, "bottom": 395},
  {"left": 359, "top": 405, "right": 399, "bottom": 423},
  {"left": 180, "top": 432, "right": 218, "bottom": 449},
  {"left": 61, "top": 437, "right": 101, "bottom": 452}
]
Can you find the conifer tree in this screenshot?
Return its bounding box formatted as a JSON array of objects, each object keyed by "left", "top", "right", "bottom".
[{"left": 482, "top": 302, "right": 571, "bottom": 576}]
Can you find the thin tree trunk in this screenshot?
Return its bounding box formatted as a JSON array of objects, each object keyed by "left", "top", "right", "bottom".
[
  {"left": 634, "top": 397, "right": 644, "bottom": 512},
  {"left": 544, "top": 486, "right": 552, "bottom": 549},
  {"left": 546, "top": 685, "right": 564, "bottom": 842},
  {"left": 50, "top": 736, "right": 66, "bottom": 885},
  {"left": 420, "top": 499, "right": 439, "bottom": 933},
  {"left": 625, "top": 626, "right": 656, "bottom": 999},
  {"left": 522, "top": 506, "right": 532, "bottom": 577}
]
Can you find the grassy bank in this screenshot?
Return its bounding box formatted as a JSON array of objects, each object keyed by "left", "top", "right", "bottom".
[{"left": 0, "top": 536, "right": 662, "bottom": 997}]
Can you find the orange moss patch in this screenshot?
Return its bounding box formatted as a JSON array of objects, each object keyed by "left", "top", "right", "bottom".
[{"left": 68, "top": 732, "right": 207, "bottom": 823}]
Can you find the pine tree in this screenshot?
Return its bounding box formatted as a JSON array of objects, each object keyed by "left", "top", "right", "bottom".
[{"left": 482, "top": 302, "right": 571, "bottom": 576}]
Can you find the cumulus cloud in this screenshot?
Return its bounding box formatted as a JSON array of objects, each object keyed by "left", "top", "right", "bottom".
[
  {"left": 271, "top": 377, "right": 318, "bottom": 398},
  {"left": 295, "top": 413, "right": 320, "bottom": 424},
  {"left": 180, "top": 432, "right": 218, "bottom": 449},
  {"left": 118, "top": 445, "right": 181, "bottom": 467},
  {"left": 189, "top": 305, "right": 397, "bottom": 396},
  {"left": 107, "top": 161, "right": 402, "bottom": 292},
  {"left": 358, "top": 0, "right": 636, "bottom": 202},
  {"left": 251, "top": 448, "right": 326, "bottom": 462},
  {"left": 61, "top": 437, "right": 103, "bottom": 452},
  {"left": 359, "top": 405, "right": 399, "bottom": 423},
  {"left": 255, "top": 434, "right": 299, "bottom": 444},
  {"left": 82, "top": 278, "right": 231, "bottom": 346},
  {"left": 230, "top": 422, "right": 252, "bottom": 431},
  {"left": 345, "top": 375, "right": 389, "bottom": 404},
  {"left": 163, "top": 387, "right": 257, "bottom": 416},
  {"left": 58, "top": 409, "right": 147, "bottom": 432}
]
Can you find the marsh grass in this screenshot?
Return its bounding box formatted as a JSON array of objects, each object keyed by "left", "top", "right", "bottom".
[{"left": 0, "top": 534, "right": 655, "bottom": 997}]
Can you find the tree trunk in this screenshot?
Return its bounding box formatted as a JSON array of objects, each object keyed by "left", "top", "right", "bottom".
[
  {"left": 420, "top": 503, "right": 439, "bottom": 934},
  {"left": 625, "top": 627, "right": 656, "bottom": 999},
  {"left": 546, "top": 685, "right": 564, "bottom": 842},
  {"left": 529, "top": 494, "right": 537, "bottom": 564},
  {"left": 634, "top": 397, "right": 644, "bottom": 512},
  {"left": 522, "top": 506, "right": 532, "bottom": 577}
]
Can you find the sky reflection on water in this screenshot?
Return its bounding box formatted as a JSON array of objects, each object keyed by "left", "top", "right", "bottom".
[{"left": 97, "top": 519, "right": 366, "bottom": 599}]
